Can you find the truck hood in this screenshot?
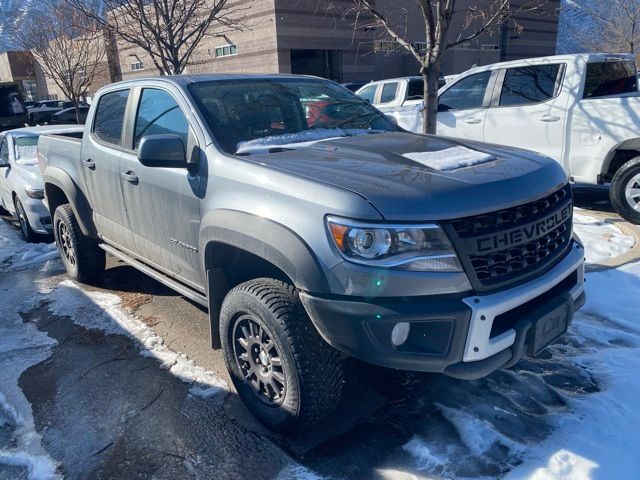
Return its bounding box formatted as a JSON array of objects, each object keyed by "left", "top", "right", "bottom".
[{"left": 248, "top": 132, "right": 568, "bottom": 221}]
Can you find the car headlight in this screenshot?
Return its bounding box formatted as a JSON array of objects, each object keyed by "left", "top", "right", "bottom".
[
  {"left": 326, "top": 216, "right": 463, "bottom": 272},
  {"left": 25, "top": 186, "right": 45, "bottom": 199}
]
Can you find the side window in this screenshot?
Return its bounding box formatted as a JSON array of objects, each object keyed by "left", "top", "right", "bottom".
[
  {"left": 380, "top": 82, "right": 399, "bottom": 103},
  {"left": 93, "top": 90, "right": 130, "bottom": 146},
  {"left": 358, "top": 85, "right": 377, "bottom": 103},
  {"left": 0, "top": 137, "right": 9, "bottom": 163},
  {"left": 499, "top": 65, "right": 561, "bottom": 106},
  {"left": 134, "top": 89, "right": 189, "bottom": 150},
  {"left": 584, "top": 61, "right": 637, "bottom": 98},
  {"left": 407, "top": 79, "right": 423, "bottom": 100},
  {"left": 438, "top": 71, "right": 492, "bottom": 111}
]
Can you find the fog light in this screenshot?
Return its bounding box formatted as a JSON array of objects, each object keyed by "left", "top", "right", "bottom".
[{"left": 391, "top": 322, "right": 411, "bottom": 347}]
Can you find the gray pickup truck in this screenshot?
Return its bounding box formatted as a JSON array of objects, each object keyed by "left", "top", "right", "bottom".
[{"left": 39, "top": 74, "right": 586, "bottom": 432}]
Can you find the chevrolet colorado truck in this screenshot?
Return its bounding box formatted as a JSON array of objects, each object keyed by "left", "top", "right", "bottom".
[
  {"left": 39, "top": 74, "right": 585, "bottom": 432},
  {"left": 388, "top": 53, "right": 640, "bottom": 224}
]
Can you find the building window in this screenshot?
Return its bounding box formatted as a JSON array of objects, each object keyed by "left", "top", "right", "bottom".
[
  {"left": 374, "top": 40, "right": 400, "bottom": 52},
  {"left": 413, "top": 42, "right": 427, "bottom": 53},
  {"left": 131, "top": 62, "right": 144, "bottom": 71},
  {"left": 215, "top": 44, "right": 237, "bottom": 58},
  {"left": 481, "top": 44, "right": 499, "bottom": 51},
  {"left": 453, "top": 42, "right": 472, "bottom": 50}
]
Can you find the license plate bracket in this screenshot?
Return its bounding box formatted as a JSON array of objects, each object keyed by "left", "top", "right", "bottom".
[{"left": 527, "top": 294, "right": 573, "bottom": 356}]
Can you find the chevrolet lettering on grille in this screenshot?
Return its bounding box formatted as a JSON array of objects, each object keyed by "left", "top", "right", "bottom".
[{"left": 468, "top": 203, "right": 572, "bottom": 254}]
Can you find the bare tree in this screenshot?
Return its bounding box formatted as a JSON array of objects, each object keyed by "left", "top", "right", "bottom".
[
  {"left": 64, "top": 0, "right": 250, "bottom": 75},
  {"left": 564, "top": 0, "right": 640, "bottom": 55},
  {"left": 341, "top": 0, "right": 554, "bottom": 134},
  {"left": 17, "top": 1, "right": 108, "bottom": 123}
]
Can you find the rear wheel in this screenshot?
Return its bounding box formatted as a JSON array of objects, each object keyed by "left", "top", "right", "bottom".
[
  {"left": 610, "top": 156, "right": 640, "bottom": 224},
  {"left": 53, "top": 204, "right": 105, "bottom": 282},
  {"left": 14, "top": 197, "right": 38, "bottom": 243},
  {"left": 220, "top": 278, "right": 343, "bottom": 433}
]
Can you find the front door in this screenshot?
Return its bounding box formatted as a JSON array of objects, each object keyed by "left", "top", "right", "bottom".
[
  {"left": 119, "top": 87, "right": 203, "bottom": 288},
  {"left": 81, "top": 89, "right": 132, "bottom": 249},
  {"left": 483, "top": 64, "right": 567, "bottom": 163},
  {"left": 436, "top": 70, "right": 494, "bottom": 141}
]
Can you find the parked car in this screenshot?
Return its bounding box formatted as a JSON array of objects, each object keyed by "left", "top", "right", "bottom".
[
  {"left": 341, "top": 81, "right": 367, "bottom": 92},
  {"left": 40, "top": 74, "right": 585, "bottom": 432},
  {"left": 28, "top": 100, "right": 88, "bottom": 125},
  {"left": 355, "top": 75, "right": 446, "bottom": 107},
  {"left": 0, "top": 125, "right": 83, "bottom": 241},
  {"left": 0, "top": 83, "right": 28, "bottom": 132},
  {"left": 388, "top": 53, "right": 640, "bottom": 224},
  {"left": 51, "top": 106, "right": 90, "bottom": 124}
]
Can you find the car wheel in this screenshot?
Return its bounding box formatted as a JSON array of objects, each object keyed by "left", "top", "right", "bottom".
[
  {"left": 14, "top": 197, "right": 38, "bottom": 243},
  {"left": 610, "top": 156, "right": 640, "bottom": 224},
  {"left": 220, "top": 278, "right": 343, "bottom": 433},
  {"left": 53, "top": 204, "right": 105, "bottom": 282}
]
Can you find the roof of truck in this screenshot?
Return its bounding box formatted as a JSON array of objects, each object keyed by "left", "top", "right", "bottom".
[
  {"left": 106, "top": 73, "right": 326, "bottom": 89},
  {"left": 4, "top": 125, "right": 83, "bottom": 136}
]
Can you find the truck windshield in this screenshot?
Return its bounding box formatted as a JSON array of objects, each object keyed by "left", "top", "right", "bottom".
[
  {"left": 0, "top": 85, "right": 26, "bottom": 117},
  {"left": 188, "top": 78, "right": 396, "bottom": 155}
]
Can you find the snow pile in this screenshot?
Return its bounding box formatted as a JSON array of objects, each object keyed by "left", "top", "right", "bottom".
[
  {"left": 573, "top": 210, "right": 635, "bottom": 264},
  {"left": 403, "top": 146, "right": 495, "bottom": 171},
  {"left": 0, "top": 222, "right": 58, "bottom": 272},
  {"left": 236, "top": 128, "right": 382, "bottom": 155},
  {"left": 46, "top": 280, "right": 228, "bottom": 400}
]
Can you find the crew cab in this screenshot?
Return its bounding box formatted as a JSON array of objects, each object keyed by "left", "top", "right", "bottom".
[
  {"left": 39, "top": 74, "right": 585, "bottom": 433},
  {"left": 388, "top": 53, "right": 640, "bottom": 224}
]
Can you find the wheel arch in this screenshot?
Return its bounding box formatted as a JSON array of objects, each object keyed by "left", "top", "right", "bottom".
[
  {"left": 200, "top": 210, "right": 330, "bottom": 348},
  {"left": 601, "top": 139, "right": 640, "bottom": 183}
]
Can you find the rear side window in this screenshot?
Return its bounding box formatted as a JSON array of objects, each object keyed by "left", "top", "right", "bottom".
[
  {"left": 357, "top": 85, "right": 377, "bottom": 103},
  {"left": 407, "top": 79, "right": 423, "bottom": 100},
  {"left": 380, "top": 82, "right": 399, "bottom": 103},
  {"left": 93, "top": 90, "right": 129, "bottom": 146},
  {"left": 134, "top": 89, "right": 189, "bottom": 150},
  {"left": 438, "top": 71, "right": 492, "bottom": 111},
  {"left": 583, "top": 61, "right": 637, "bottom": 98},
  {"left": 499, "top": 64, "right": 561, "bottom": 106}
]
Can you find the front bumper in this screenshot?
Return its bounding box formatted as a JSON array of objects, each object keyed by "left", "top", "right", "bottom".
[
  {"left": 22, "top": 195, "right": 52, "bottom": 234},
  {"left": 301, "top": 241, "right": 585, "bottom": 379}
]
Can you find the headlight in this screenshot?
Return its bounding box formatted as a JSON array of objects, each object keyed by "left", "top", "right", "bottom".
[
  {"left": 25, "top": 187, "right": 45, "bottom": 199},
  {"left": 326, "top": 216, "right": 463, "bottom": 272}
]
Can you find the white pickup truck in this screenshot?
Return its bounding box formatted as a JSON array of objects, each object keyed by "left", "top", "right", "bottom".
[{"left": 387, "top": 53, "right": 640, "bottom": 224}]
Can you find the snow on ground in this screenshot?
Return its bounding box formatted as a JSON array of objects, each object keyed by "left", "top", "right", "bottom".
[
  {"left": 0, "top": 221, "right": 58, "bottom": 272},
  {"left": 573, "top": 209, "right": 635, "bottom": 264}
]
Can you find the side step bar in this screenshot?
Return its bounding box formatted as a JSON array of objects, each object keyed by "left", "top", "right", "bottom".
[{"left": 99, "top": 243, "right": 208, "bottom": 308}]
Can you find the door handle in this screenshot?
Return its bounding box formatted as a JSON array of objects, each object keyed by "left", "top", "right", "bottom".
[
  {"left": 83, "top": 158, "right": 96, "bottom": 170},
  {"left": 538, "top": 114, "right": 560, "bottom": 122},
  {"left": 121, "top": 171, "right": 138, "bottom": 184},
  {"left": 464, "top": 117, "right": 482, "bottom": 124}
]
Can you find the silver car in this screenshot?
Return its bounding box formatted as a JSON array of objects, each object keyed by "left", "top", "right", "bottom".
[{"left": 0, "top": 125, "right": 82, "bottom": 241}]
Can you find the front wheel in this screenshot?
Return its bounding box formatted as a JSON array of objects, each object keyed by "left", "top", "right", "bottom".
[
  {"left": 53, "top": 204, "right": 105, "bottom": 282},
  {"left": 610, "top": 156, "right": 640, "bottom": 224},
  {"left": 220, "top": 278, "right": 343, "bottom": 433},
  {"left": 14, "top": 197, "right": 38, "bottom": 243}
]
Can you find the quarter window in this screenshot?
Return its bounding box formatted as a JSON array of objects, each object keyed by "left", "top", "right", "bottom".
[
  {"left": 438, "top": 71, "right": 492, "bottom": 111},
  {"left": 583, "top": 61, "right": 637, "bottom": 98},
  {"left": 380, "top": 82, "right": 399, "bottom": 103},
  {"left": 499, "top": 65, "right": 561, "bottom": 106},
  {"left": 93, "top": 90, "right": 130, "bottom": 146},
  {"left": 134, "top": 89, "right": 189, "bottom": 150}
]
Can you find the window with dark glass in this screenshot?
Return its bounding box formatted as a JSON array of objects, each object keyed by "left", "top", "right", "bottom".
[
  {"left": 583, "top": 61, "right": 637, "bottom": 98},
  {"left": 93, "top": 90, "right": 129, "bottom": 146},
  {"left": 499, "top": 65, "right": 561, "bottom": 106},
  {"left": 357, "top": 85, "right": 377, "bottom": 103},
  {"left": 134, "top": 89, "right": 189, "bottom": 150},
  {"left": 407, "top": 79, "right": 423, "bottom": 100},
  {"left": 438, "top": 71, "right": 491, "bottom": 111},
  {"left": 380, "top": 82, "right": 399, "bottom": 103}
]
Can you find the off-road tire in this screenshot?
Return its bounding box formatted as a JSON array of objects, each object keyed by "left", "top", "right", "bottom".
[
  {"left": 220, "top": 278, "right": 343, "bottom": 433},
  {"left": 53, "top": 204, "right": 105, "bottom": 282},
  {"left": 14, "top": 197, "right": 39, "bottom": 243},
  {"left": 610, "top": 156, "right": 640, "bottom": 224}
]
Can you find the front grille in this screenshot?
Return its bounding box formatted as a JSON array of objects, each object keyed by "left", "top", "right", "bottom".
[{"left": 446, "top": 185, "right": 573, "bottom": 291}]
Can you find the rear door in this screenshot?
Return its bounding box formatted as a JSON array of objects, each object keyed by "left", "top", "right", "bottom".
[
  {"left": 483, "top": 63, "right": 567, "bottom": 162},
  {"left": 81, "top": 89, "right": 133, "bottom": 248},
  {"left": 119, "top": 86, "right": 204, "bottom": 288},
  {"left": 436, "top": 70, "right": 495, "bottom": 141}
]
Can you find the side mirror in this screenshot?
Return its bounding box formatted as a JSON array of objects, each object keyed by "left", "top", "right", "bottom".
[
  {"left": 138, "top": 134, "right": 188, "bottom": 168},
  {"left": 0, "top": 159, "right": 9, "bottom": 168},
  {"left": 437, "top": 102, "right": 450, "bottom": 112}
]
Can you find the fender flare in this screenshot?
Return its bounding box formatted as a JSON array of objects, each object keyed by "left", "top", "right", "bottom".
[
  {"left": 43, "top": 166, "right": 97, "bottom": 237},
  {"left": 200, "top": 209, "right": 330, "bottom": 294}
]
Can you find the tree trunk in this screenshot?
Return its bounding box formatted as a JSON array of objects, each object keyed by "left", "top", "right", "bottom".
[
  {"left": 421, "top": 62, "right": 440, "bottom": 135},
  {"left": 73, "top": 102, "right": 81, "bottom": 124}
]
